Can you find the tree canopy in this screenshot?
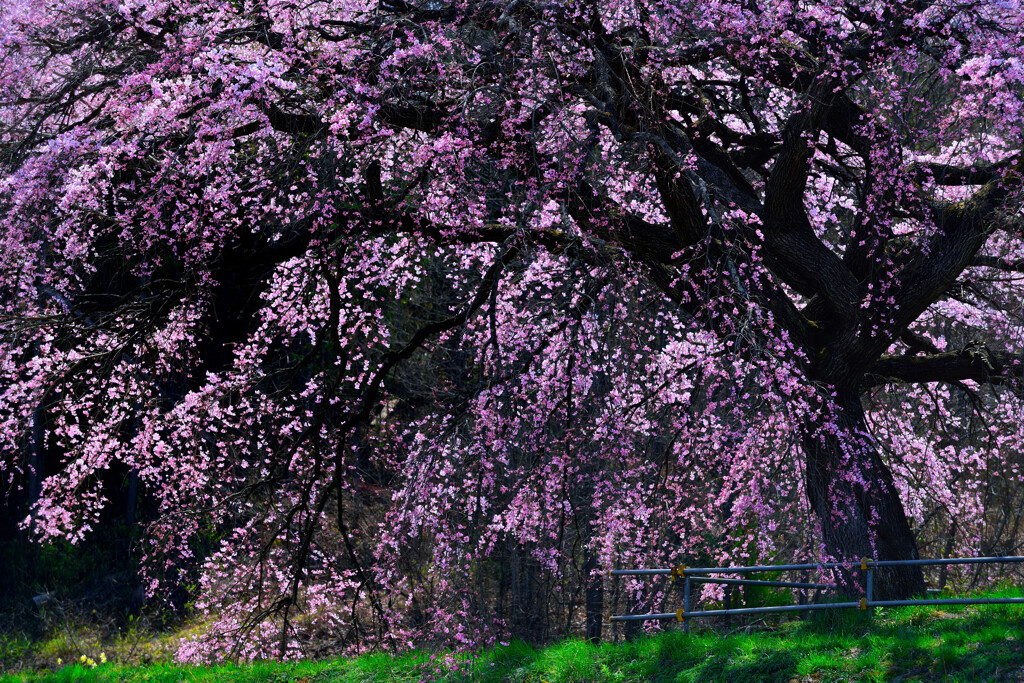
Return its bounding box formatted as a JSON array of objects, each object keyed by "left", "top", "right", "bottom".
[{"left": 2, "top": 0, "right": 1023, "bottom": 661}]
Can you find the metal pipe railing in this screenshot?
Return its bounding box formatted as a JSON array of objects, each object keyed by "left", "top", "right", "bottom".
[
  {"left": 610, "top": 555, "right": 1024, "bottom": 626},
  {"left": 611, "top": 555, "right": 1024, "bottom": 577},
  {"left": 869, "top": 556, "right": 1024, "bottom": 568},
  {"left": 688, "top": 576, "right": 834, "bottom": 590},
  {"left": 609, "top": 598, "right": 1024, "bottom": 623},
  {"left": 610, "top": 601, "right": 863, "bottom": 622},
  {"left": 867, "top": 598, "right": 1024, "bottom": 608},
  {"left": 613, "top": 562, "right": 835, "bottom": 576}
]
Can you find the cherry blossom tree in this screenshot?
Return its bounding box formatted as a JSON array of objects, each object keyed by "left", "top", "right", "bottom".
[{"left": 2, "top": 0, "right": 1023, "bottom": 659}]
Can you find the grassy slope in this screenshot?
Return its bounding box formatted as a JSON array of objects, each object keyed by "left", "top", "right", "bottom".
[{"left": 4, "top": 591, "right": 1024, "bottom": 683}]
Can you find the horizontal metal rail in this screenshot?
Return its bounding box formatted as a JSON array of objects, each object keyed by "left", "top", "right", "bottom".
[
  {"left": 681, "top": 562, "right": 845, "bottom": 574},
  {"left": 611, "top": 555, "right": 1024, "bottom": 578},
  {"left": 870, "top": 556, "right": 1024, "bottom": 568},
  {"left": 613, "top": 562, "right": 832, "bottom": 576},
  {"left": 689, "top": 576, "right": 834, "bottom": 590},
  {"left": 609, "top": 612, "right": 679, "bottom": 622},
  {"left": 867, "top": 598, "right": 1024, "bottom": 608},
  {"left": 610, "top": 602, "right": 862, "bottom": 622}
]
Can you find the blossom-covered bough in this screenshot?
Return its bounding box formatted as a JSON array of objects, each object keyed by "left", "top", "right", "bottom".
[{"left": 2, "top": 0, "right": 1023, "bottom": 660}]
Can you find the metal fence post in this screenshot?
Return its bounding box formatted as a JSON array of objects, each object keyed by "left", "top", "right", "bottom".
[
  {"left": 683, "top": 574, "right": 691, "bottom": 634},
  {"left": 860, "top": 557, "right": 873, "bottom": 620},
  {"left": 724, "top": 583, "right": 733, "bottom": 629},
  {"left": 866, "top": 558, "right": 874, "bottom": 618},
  {"left": 799, "top": 569, "right": 809, "bottom": 621}
]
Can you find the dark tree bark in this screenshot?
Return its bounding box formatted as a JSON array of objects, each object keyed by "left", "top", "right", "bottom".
[
  {"left": 802, "top": 392, "right": 926, "bottom": 598},
  {"left": 498, "top": 542, "right": 548, "bottom": 642}
]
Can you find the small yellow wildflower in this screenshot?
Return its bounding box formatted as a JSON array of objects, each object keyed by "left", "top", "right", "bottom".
[
  {"left": 79, "top": 655, "right": 87, "bottom": 663},
  {"left": 56, "top": 659, "right": 62, "bottom": 666},
  {"left": 99, "top": 652, "right": 107, "bottom": 664}
]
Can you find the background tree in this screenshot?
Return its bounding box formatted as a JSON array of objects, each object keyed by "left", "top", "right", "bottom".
[{"left": 1, "top": 0, "right": 1023, "bottom": 659}]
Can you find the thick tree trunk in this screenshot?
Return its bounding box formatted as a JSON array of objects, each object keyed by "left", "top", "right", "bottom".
[
  {"left": 803, "top": 392, "right": 926, "bottom": 599},
  {"left": 499, "top": 544, "right": 548, "bottom": 642}
]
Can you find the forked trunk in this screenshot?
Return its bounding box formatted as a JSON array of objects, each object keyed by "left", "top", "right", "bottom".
[{"left": 803, "top": 392, "right": 926, "bottom": 599}]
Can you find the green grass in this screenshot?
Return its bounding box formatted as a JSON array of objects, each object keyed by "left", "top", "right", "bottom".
[{"left": 4, "top": 588, "right": 1024, "bottom": 682}]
